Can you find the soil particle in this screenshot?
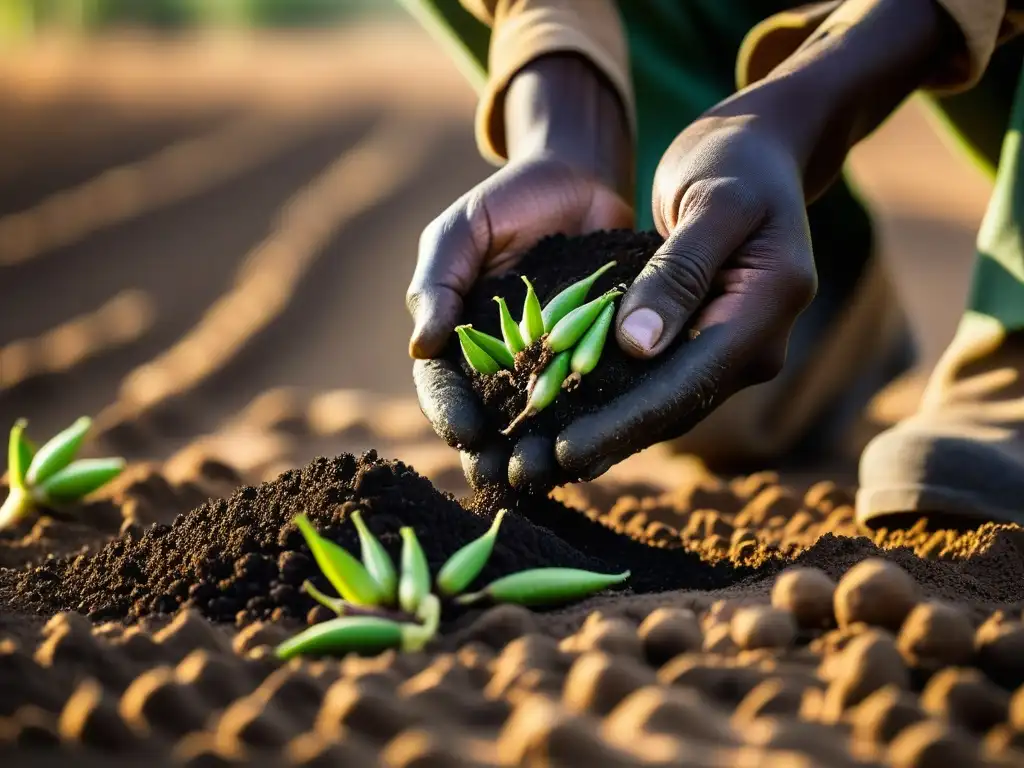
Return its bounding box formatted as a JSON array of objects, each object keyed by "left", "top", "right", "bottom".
[
  {"left": 975, "top": 614, "right": 1024, "bottom": 690},
  {"left": 833, "top": 558, "right": 920, "bottom": 631},
  {"left": 733, "top": 678, "right": 818, "bottom": 724},
  {"left": 920, "top": 667, "right": 1010, "bottom": 734},
  {"left": 771, "top": 566, "right": 836, "bottom": 630},
  {"left": 897, "top": 601, "right": 975, "bottom": 670},
  {"left": 561, "top": 651, "right": 657, "bottom": 716},
  {"left": 850, "top": 685, "right": 927, "bottom": 747},
  {"left": 636, "top": 607, "right": 703, "bottom": 666},
  {"left": 887, "top": 719, "right": 983, "bottom": 768},
  {"left": 730, "top": 606, "right": 797, "bottom": 651},
  {"left": 819, "top": 630, "right": 910, "bottom": 722}
]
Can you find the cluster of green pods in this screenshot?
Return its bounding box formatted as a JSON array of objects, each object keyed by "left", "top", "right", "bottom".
[
  {"left": 276, "top": 509, "right": 629, "bottom": 660},
  {"left": 1, "top": 416, "right": 126, "bottom": 531},
  {"left": 456, "top": 262, "right": 621, "bottom": 434}
]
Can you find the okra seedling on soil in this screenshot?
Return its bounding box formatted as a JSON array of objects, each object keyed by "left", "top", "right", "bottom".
[
  {"left": 457, "top": 261, "right": 622, "bottom": 433},
  {"left": 294, "top": 514, "right": 383, "bottom": 607},
  {"left": 1, "top": 416, "right": 125, "bottom": 531},
  {"left": 435, "top": 509, "right": 505, "bottom": 596},
  {"left": 456, "top": 567, "right": 631, "bottom": 607},
  {"left": 351, "top": 509, "right": 398, "bottom": 603},
  {"left": 276, "top": 508, "right": 630, "bottom": 660}
]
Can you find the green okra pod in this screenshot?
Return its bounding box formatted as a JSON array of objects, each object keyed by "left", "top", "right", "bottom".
[
  {"left": 546, "top": 290, "right": 622, "bottom": 354},
  {"left": 456, "top": 326, "right": 501, "bottom": 375},
  {"left": 461, "top": 325, "right": 515, "bottom": 370},
  {"left": 541, "top": 260, "right": 616, "bottom": 332},
  {"left": 25, "top": 416, "right": 92, "bottom": 486},
  {"left": 294, "top": 514, "right": 382, "bottom": 606},
  {"left": 501, "top": 351, "right": 571, "bottom": 435},
  {"left": 494, "top": 296, "right": 526, "bottom": 354},
  {"left": 436, "top": 509, "right": 506, "bottom": 596},
  {"left": 570, "top": 301, "right": 615, "bottom": 376},
  {"left": 456, "top": 567, "right": 631, "bottom": 607},
  {"left": 399, "top": 526, "right": 431, "bottom": 615},
  {"left": 35, "top": 458, "right": 126, "bottom": 503},
  {"left": 8, "top": 419, "right": 32, "bottom": 490},
  {"left": 350, "top": 509, "right": 398, "bottom": 604},
  {"left": 275, "top": 615, "right": 432, "bottom": 660},
  {"left": 519, "top": 276, "right": 545, "bottom": 345}
]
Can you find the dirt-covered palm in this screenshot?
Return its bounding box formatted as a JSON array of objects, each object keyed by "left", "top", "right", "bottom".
[{"left": 409, "top": 156, "right": 632, "bottom": 484}]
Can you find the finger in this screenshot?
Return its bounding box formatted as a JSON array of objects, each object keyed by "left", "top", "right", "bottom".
[
  {"left": 617, "top": 180, "right": 762, "bottom": 358},
  {"left": 558, "top": 258, "right": 813, "bottom": 479},
  {"left": 508, "top": 434, "right": 558, "bottom": 494},
  {"left": 557, "top": 322, "right": 739, "bottom": 478},
  {"left": 413, "top": 358, "right": 488, "bottom": 450},
  {"left": 406, "top": 196, "right": 490, "bottom": 359},
  {"left": 461, "top": 446, "right": 510, "bottom": 491}
]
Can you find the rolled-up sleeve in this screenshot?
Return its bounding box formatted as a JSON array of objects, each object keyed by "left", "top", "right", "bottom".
[
  {"left": 737, "top": 0, "right": 1024, "bottom": 95},
  {"left": 459, "top": 0, "right": 634, "bottom": 164},
  {"left": 930, "top": 0, "right": 1020, "bottom": 91}
]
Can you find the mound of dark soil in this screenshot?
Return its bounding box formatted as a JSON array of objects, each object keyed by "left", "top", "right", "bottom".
[
  {"left": 0, "top": 451, "right": 735, "bottom": 627},
  {"left": 444, "top": 229, "right": 671, "bottom": 440}
]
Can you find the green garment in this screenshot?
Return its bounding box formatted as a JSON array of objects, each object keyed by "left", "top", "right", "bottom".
[{"left": 401, "top": 0, "right": 1024, "bottom": 332}]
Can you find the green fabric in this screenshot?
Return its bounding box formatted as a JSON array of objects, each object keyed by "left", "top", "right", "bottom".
[
  {"left": 395, "top": 0, "right": 488, "bottom": 90},
  {"left": 961, "top": 55, "right": 1024, "bottom": 330}
]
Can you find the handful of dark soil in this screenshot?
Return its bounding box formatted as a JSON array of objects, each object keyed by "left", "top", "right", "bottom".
[{"left": 445, "top": 229, "right": 678, "bottom": 441}]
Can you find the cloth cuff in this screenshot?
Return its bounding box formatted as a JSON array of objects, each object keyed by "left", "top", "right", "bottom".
[{"left": 474, "top": 1, "right": 635, "bottom": 164}]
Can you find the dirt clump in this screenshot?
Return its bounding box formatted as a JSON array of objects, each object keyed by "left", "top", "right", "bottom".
[
  {"left": 833, "top": 557, "right": 920, "bottom": 631},
  {"left": 771, "top": 566, "right": 836, "bottom": 630},
  {"left": 897, "top": 601, "right": 975, "bottom": 670}
]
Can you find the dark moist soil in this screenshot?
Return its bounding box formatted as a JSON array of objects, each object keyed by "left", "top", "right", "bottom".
[
  {"left": 445, "top": 229, "right": 670, "bottom": 440},
  {"left": 0, "top": 452, "right": 740, "bottom": 627}
]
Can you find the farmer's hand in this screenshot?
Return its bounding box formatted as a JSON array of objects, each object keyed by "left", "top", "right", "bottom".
[
  {"left": 545, "top": 0, "right": 953, "bottom": 483},
  {"left": 555, "top": 117, "right": 816, "bottom": 480},
  {"left": 409, "top": 54, "right": 633, "bottom": 489}
]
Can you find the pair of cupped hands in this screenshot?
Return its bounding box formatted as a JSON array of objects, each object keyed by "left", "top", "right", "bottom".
[{"left": 407, "top": 57, "right": 818, "bottom": 494}]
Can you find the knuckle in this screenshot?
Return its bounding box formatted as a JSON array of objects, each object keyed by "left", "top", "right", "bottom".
[
  {"left": 405, "top": 285, "right": 425, "bottom": 316},
  {"left": 683, "top": 177, "right": 758, "bottom": 218},
  {"left": 417, "top": 210, "right": 448, "bottom": 255},
  {"left": 780, "top": 260, "right": 818, "bottom": 309},
  {"left": 646, "top": 246, "right": 715, "bottom": 311}
]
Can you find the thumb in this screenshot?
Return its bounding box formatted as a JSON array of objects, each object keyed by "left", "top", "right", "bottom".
[{"left": 617, "top": 181, "right": 760, "bottom": 358}]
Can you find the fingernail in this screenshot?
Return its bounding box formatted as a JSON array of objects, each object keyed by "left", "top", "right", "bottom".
[{"left": 620, "top": 309, "right": 663, "bottom": 354}]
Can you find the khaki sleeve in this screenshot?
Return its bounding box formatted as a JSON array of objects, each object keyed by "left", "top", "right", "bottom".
[
  {"left": 737, "top": 0, "right": 1020, "bottom": 95},
  {"left": 458, "top": 0, "right": 635, "bottom": 165}
]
